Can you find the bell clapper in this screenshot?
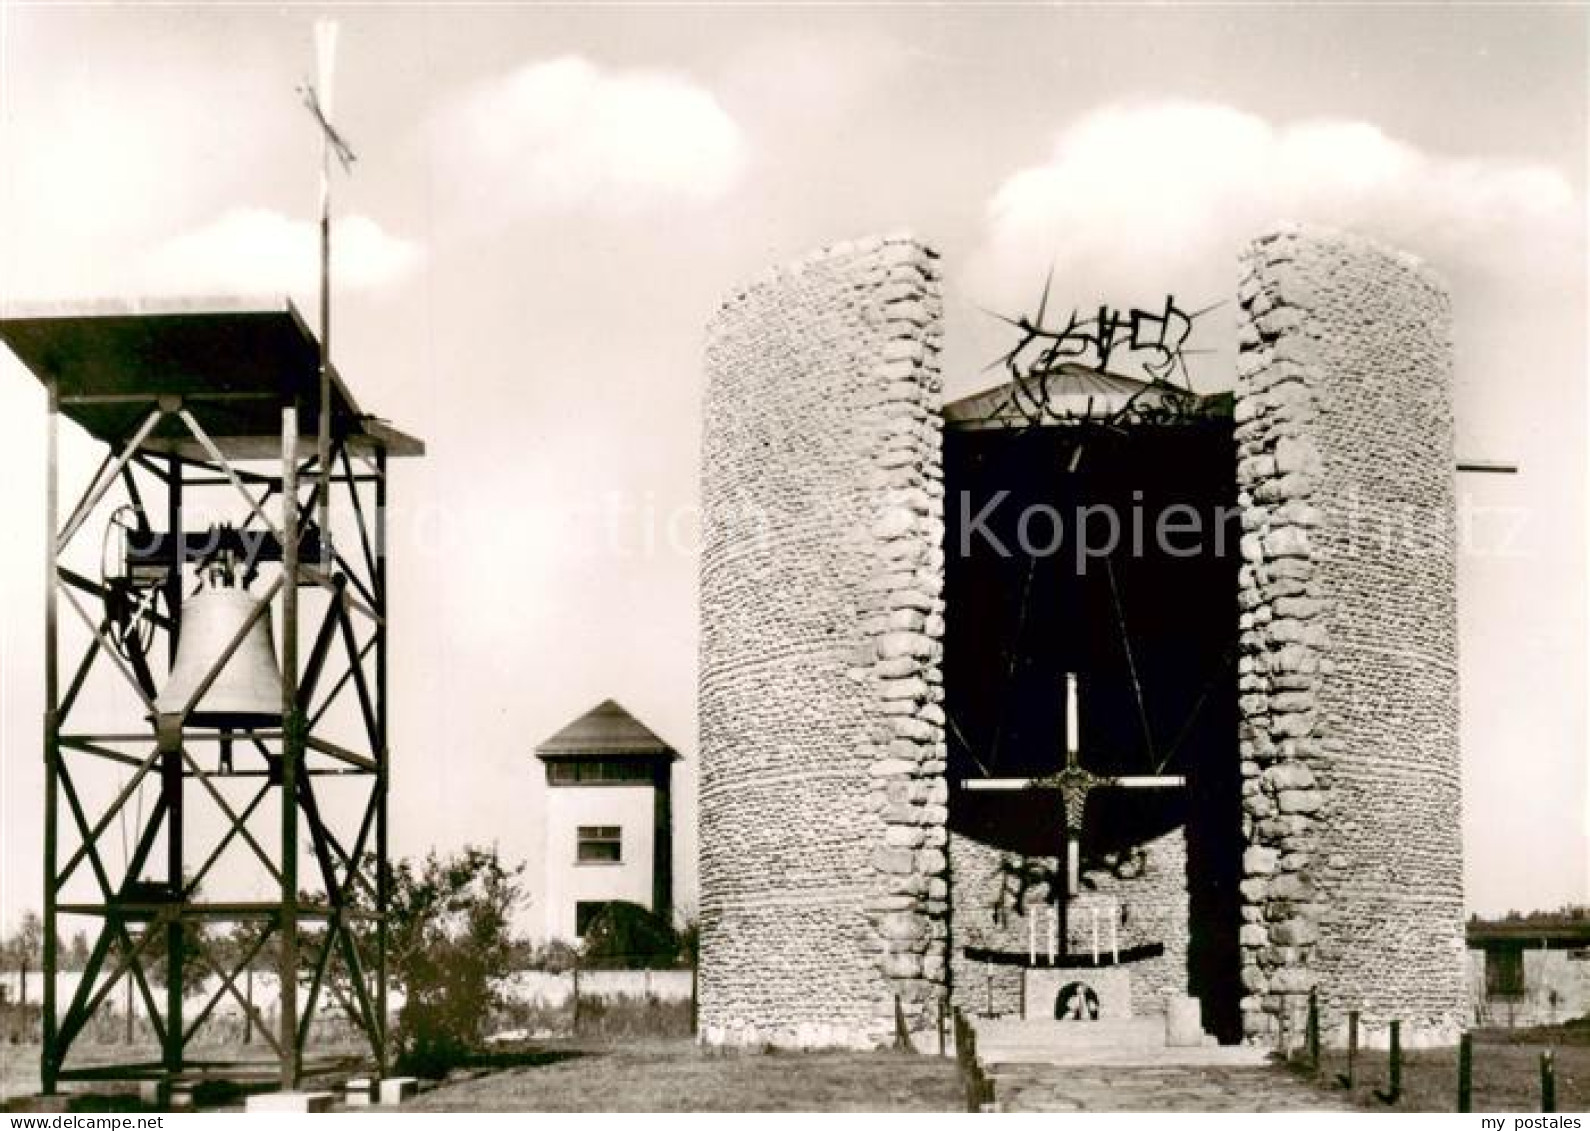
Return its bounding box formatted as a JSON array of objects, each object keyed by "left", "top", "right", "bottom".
[{"left": 199, "top": 534, "right": 241, "bottom": 592}]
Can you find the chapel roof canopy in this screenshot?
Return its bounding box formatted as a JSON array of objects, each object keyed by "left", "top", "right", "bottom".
[{"left": 942, "top": 362, "right": 1229, "bottom": 432}]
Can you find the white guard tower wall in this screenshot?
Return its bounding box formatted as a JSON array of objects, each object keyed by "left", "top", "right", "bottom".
[{"left": 536, "top": 699, "right": 677, "bottom": 944}]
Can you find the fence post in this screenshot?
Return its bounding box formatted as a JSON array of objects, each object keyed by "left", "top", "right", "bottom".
[
  {"left": 1307, "top": 989, "right": 1320, "bottom": 1072},
  {"left": 938, "top": 997, "right": 948, "bottom": 1058},
  {"left": 1541, "top": 1050, "right": 1556, "bottom": 1114},
  {"left": 571, "top": 960, "right": 582, "bottom": 1034},
  {"left": 1458, "top": 1031, "right": 1472, "bottom": 1113},
  {"left": 1380, "top": 1019, "right": 1401, "bottom": 1104},
  {"left": 894, "top": 994, "right": 915, "bottom": 1053},
  {"left": 690, "top": 963, "right": 699, "bottom": 1036},
  {"left": 1344, "top": 1010, "right": 1359, "bottom": 1088},
  {"left": 955, "top": 1005, "right": 992, "bottom": 1116}
]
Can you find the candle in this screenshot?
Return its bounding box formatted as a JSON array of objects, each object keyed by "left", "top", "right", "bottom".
[
  {"left": 1110, "top": 900, "right": 1119, "bottom": 965},
  {"left": 1047, "top": 906, "right": 1058, "bottom": 965},
  {"left": 1090, "top": 906, "right": 1099, "bottom": 965},
  {"left": 1065, "top": 673, "right": 1079, "bottom": 754}
]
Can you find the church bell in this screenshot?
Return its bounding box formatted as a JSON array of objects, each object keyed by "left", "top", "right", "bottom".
[{"left": 154, "top": 553, "right": 282, "bottom": 726}]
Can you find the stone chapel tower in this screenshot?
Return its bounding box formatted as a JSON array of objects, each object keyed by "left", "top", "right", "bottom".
[{"left": 696, "top": 226, "right": 1465, "bottom": 1049}]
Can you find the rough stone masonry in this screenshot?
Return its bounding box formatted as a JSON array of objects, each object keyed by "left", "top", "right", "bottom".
[
  {"left": 698, "top": 235, "right": 949, "bottom": 1048},
  {"left": 698, "top": 223, "right": 1464, "bottom": 1049},
  {"left": 1233, "top": 225, "right": 1465, "bottom": 1047}
]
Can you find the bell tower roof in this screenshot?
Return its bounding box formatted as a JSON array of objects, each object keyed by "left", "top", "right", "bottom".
[{"left": 0, "top": 295, "right": 424, "bottom": 458}]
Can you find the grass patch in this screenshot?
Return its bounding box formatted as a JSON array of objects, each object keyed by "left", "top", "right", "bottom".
[
  {"left": 1, "top": 1040, "right": 370, "bottom": 1111},
  {"left": 1287, "top": 1025, "right": 1589, "bottom": 1112},
  {"left": 570, "top": 995, "right": 694, "bottom": 1040},
  {"left": 498, "top": 992, "right": 694, "bottom": 1042},
  {"left": 407, "top": 1037, "right": 962, "bottom": 1112}
]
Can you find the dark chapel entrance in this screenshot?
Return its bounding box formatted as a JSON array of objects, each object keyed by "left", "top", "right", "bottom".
[{"left": 940, "top": 387, "right": 1245, "bottom": 1042}]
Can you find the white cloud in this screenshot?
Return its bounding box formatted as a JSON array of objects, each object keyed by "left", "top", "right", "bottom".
[
  {"left": 138, "top": 208, "right": 422, "bottom": 299},
  {"left": 429, "top": 55, "right": 747, "bottom": 222},
  {"left": 968, "top": 100, "right": 1582, "bottom": 356},
  {"left": 719, "top": 32, "right": 912, "bottom": 122}
]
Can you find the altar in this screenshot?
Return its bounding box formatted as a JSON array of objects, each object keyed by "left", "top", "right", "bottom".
[
  {"left": 1024, "top": 965, "right": 1132, "bottom": 1021},
  {"left": 951, "top": 673, "right": 1195, "bottom": 1024}
]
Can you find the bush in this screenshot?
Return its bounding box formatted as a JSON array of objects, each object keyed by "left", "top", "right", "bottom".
[
  {"left": 522, "top": 938, "right": 580, "bottom": 974},
  {"left": 580, "top": 902, "right": 682, "bottom": 970},
  {"left": 385, "top": 846, "right": 527, "bottom": 1077}
]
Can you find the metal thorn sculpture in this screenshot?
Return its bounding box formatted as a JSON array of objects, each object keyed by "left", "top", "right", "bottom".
[{"left": 977, "top": 284, "right": 1220, "bottom": 451}]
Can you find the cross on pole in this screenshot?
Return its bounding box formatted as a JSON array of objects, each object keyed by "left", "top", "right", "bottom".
[
  {"left": 298, "top": 20, "right": 357, "bottom": 571},
  {"left": 962, "top": 673, "right": 1186, "bottom": 954}
]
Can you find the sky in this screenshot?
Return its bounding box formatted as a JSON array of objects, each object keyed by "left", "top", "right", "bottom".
[{"left": 0, "top": 2, "right": 1585, "bottom": 934}]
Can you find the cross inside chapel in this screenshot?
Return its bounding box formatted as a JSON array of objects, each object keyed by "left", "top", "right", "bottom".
[{"left": 963, "top": 673, "right": 1186, "bottom": 907}]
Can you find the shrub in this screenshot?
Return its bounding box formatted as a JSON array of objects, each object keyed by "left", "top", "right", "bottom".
[
  {"left": 580, "top": 902, "right": 681, "bottom": 970},
  {"left": 385, "top": 846, "right": 526, "bottom": 1077}
]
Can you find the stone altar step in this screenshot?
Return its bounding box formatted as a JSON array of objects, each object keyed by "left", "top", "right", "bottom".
[
  {"left": 973, "top": 1017, "right": 1273, "bottom": 1068},
  {"left": 975, "top": 1017, "right": 1166, "bottom": 1058},
  {"left": 989, "top": 1044, "right": 1276, "bottom": 1068}
]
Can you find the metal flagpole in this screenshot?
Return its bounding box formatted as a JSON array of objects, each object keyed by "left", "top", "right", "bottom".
[
  {"left": 288, "top": 19, "right": 354, "bottom": 1087},
  {"left": 305, "top": 19, "right": 355, "bottom": 569},
  {"left": 314, "top": 20, "right": 336, "bottom": 569}
]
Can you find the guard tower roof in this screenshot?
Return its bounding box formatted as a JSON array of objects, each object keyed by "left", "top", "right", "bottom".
[
  {"left": 534, "top": 699, "right": 679, "bottom": 760},
  {"left": 0, "top": 295, "right": 423, "bottom": 459}
]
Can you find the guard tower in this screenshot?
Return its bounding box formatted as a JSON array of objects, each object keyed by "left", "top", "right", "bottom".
[
  {"left": 534, "top": 700, "right": 678, "bottom": 943},
  {"left": 0, "top": 296, "right": 423, "bottom": 1093}
]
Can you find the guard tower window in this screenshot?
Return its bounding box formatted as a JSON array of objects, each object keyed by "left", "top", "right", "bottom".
[
  {"left": 548, "top": 759, "right": 653, "bottom": 785},
  {"left": 577, "top": 825, "right": 623, "bottom": 864}
]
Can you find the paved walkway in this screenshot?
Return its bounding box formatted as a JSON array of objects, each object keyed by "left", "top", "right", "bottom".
[{"left": 989, "top": 1062, "right": 1356, "bottom": 1112}]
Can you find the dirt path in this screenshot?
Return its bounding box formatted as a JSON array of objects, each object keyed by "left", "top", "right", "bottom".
[{"left": 991, "top": 1062, "right": 1355, "bottom": 1112}]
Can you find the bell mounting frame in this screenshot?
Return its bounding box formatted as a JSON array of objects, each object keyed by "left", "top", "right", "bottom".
[{"left": 0, "top": 297, "right": 424, "bottom": 1094}]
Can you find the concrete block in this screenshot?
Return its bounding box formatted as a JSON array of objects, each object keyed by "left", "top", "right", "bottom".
[
  {"left": 378, "top": 1077, "right": 419, "bottom": 1105},
  {"left": 344, "top": 1078, "right": 374, "bottom": 1107},
  {"left": 7, "top": 1095, "right": 71, "bottom": 1113},
  {"left": 1166, "top": 996, "right": 1205, "bottom": 1047},
  {"left": 246, "top": 1091, "right": 334, "bottom": 1113}
]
